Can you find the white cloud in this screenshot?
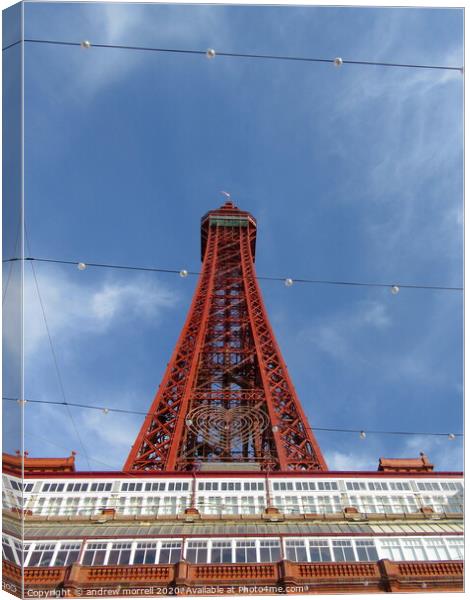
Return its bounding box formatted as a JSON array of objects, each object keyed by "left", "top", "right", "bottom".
[
  {"left": 304, "top": 300, "right": 391, "bottom": 363},
  {"left": 27, "top": 3, "right": 235, "bottom": 104},
  {"left": 23, "top": 396, "right": 142, "bottom": 471},
  {"left": 402, "top": 435, "right": 463, "bottom": 472},
  {"left": 326, "top": 450, "right": 375, "bottom": 471},
  {"left": 8, "top": 266, "right": 178, "bottom": 358}
]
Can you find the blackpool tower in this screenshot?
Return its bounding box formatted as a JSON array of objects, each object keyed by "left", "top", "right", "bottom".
[
  {"left": 3, "top": 201, "right": 463, "bottom": 596},
  {"left": 125, "top": 200, "right": 327, "bottom": 472}
]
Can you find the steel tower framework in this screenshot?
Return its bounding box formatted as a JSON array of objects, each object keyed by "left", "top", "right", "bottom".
[{"left": 125, "top": 201, "right": 327, "bottom": 472}]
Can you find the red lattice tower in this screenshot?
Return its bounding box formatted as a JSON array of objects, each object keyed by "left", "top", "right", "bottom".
[{"left": 125, "top": 201, "right": 327, "bottom": 472}]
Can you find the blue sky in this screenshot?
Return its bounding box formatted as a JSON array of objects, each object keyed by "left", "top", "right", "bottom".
[{"left": 3, "top": 2, "right": 463, "bottom": 471}]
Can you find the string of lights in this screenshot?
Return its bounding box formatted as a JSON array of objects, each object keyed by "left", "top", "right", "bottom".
[
  {"left": 4, "top": 256, "right": 463, "bottom": 293},
  {"left": 2, "top": 38, "right": 463, "bottom": 72},
  {"left": 4, "top": 397, "right": 461, "bottom": 440}
]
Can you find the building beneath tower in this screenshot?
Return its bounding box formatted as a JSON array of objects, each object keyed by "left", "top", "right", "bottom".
[{"left": 2, "top": 202, "right": 463, "bottom": 596}]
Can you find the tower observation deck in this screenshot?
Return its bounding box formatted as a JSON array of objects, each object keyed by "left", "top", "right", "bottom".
[{"left": 125, "top": 201, "right": 326, "bottom": 472}]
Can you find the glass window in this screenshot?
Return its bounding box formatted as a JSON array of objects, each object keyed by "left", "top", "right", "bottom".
[
  {"left": 15, "top": 541, "right": 27, "bottom": 567},
  {"left": 346, "top": 482, "right": 365, "bottom": 491},
  {"left": 308, "top": 540, "right": 332, "bottom": 562},
  {"left": 48, "top": 497, "right": 63, "bottom": 515},
  {"left": 348, "top": 495, "right": 360, "bottom": 509},
  {"left": 224, "top": 496, "right": 239, "bottom": 515},
  {"left": 211, "top": 541, "right": 232, "bottom": 563},
  {"left": 108, "top": 543, "right": 132, "bottom": 565},
  {"left": 355, "top": 540, "right": 378, "bottom": 562},
  {"left": 284, "top": 496, "right": 300, "bottom": 514},
  {"left": 259, "top": 540, "right": 281, "bottom": 562},
  {"left": 28, "top": 544, "right": 56, "bottom": 567},
  {"left": 128, "top": 496, "right": 144, "bottom": 515},
  {"left": 80, "top": 496, "right": 102, "bottom": 515},
  {"left": 359, "top": 496, "right": 375, "bottom": 513},
  {"left": 134, "top": 543, "right": 157, "bottom": 565},
  {"left": 380, "top": 540, "right": 404, "bottom": 561},
  {"left": 235, "top": 540, "right": 257, "bottom": 563},
  {"left": 318, "top": 481, "right": 339, "bottom": 490},
  {"left": 82, "top": 543, "right": 108, "bottom": 566},
  {"left": 446, "top": 538, "right": 464, "bottom": 560},
  {"left": 402, "top": 539, "right": 427, "bottom": 561},
  {"left": 186, "top": 541, "right": 208, "bottom": 564},
  {"left": 389, "top": 482, "right": 411, "bottom": 491},
  {"left": 332, "top": 540, "right": 355, "bottom": 562},
  {"left": 375, "top": 496, "right": 391, "bottom": 513},
  {"left": 54, "top": 543, "right": 81, "bottom": 566},
  {"left": 161, "top": 496, "right": 178, "bottom": 515},
  {"left": 203, "top": 496, "right": 222, "bottom": 515},
  {"left": 302, "top": 496, "right": 316, "bottom": 513},
  {"left": 368, "top": 482, "right": 388, "bottom": 491},
  {"left": 159, "top": 542, "right": 181, "bottom": 564},
  {"left": 221, "top": 482, "right": 241, "bottom": 491},
  {"left": 285, "top": 540, "right": 308, "bottom": 562},
  {"left": 241, "top": 496, "right": 256, "bottom": 515},
  {"left": 143, "top": 496, "right": 160, "bottom": 515},
  {"left": 447, "top": 496, "right": 463, "bottom": 513},
  {"left": 35, "top": 497, "right": 47, "bottom": 515},
  {"left": 317, "top": 496, "right": 338, "bottom": 514},
  {"left": 2, "top": 537, "right": 16, "bottom": 563},
  {"left": 425, "top": 539, "right": 450, "bottom": 561}
]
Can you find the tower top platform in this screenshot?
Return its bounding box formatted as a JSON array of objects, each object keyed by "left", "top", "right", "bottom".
[{"left": 201, "top": 200, "right": 257, "bottom": 260}]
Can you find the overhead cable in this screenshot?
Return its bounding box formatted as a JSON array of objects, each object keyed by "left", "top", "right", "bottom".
[
  {"left": 8, "top": 256, "right": 463, "bottom": 293},
  {"left": 4, "top": 38, "right": 462, "bottom": 72},
  {"left": 25, "top": 235, "right": 93, "bottom": 471},
  {"left": 4, "top": 397, "right": 462, "bottom": 439}
]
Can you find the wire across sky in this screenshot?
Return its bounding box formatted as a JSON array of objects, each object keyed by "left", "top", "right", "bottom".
[
  {"left": 1, "top": 38, "right": 464, "bottom": 73},
  {"left": 3, "top": 397, "right": 462, "bottom": 440},
  {"left": 2, "top": 257, "right": 463, "bottom": 293}
]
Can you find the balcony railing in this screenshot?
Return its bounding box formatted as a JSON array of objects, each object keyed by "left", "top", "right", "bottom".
[{"left": 3, "top": 558, "right": 464, "bottom": 594}]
